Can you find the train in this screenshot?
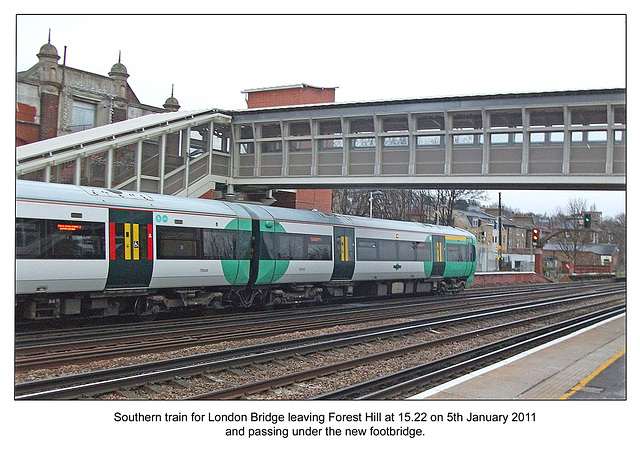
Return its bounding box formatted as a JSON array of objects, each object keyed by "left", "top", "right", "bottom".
[{"left": 15, "top": 180, "right": 477, "bottom": 320}]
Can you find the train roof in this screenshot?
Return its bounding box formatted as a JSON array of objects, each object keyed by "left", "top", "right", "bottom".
[
  {"left": 16, "top": 180, "right": 474, "bottom": 238},
  {"left": 242, "top": 202, "right": 473, "bottom": 237},
  {"left": 16, "top": 180, "right": 240, "bottom": 218}
]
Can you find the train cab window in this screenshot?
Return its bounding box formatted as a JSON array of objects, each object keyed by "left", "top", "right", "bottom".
[
  {"left": 447, "top": 243, "right": 474, "bottom": 262},
  {"left": 447, "top": 244, "right": 465, "bottom": 262}
]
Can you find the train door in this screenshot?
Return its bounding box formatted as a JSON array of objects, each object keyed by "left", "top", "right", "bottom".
[
  {"left": 331, "top": 227, "right": 355, "bottom": 280},
  {"left": 431, "top": 235, "right": 446, "bottom": 277},
  {"left": 106, "top": 209, "right": 154, "bottom": 288}
]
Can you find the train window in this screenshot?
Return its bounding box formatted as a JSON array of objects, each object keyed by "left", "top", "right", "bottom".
[
  {"left": 157, "top": 226, "right": 248, "bottom": 260},
  {"left": 237, "top": 230, "right": 252, "bottom": 260},
  {"left": 111, "top": 223, "right": 151, "bottom": 261},
  {"left": 447, "top": 244, "right": 465, "bottom": 262},
  {"left": 276, "top": 233, "right": 332, "bottom": 260},
  {"left": 357, "top": 239, "right": 377, "bottom": 261},
  {"left": 259, "top": 232, "right": 276, "bottom": 260},
  {"left": 278, "top": 234, "right": 305, "bottom": 260},
  {"left": 415, "top": 242, "right": 432, "bottom": 261},
  {"left": 157, "top": 226, "right": 200, "bottom": 259},
  {"left": 112, "top": 223, "right": 125, "bottom": 260},
  {"left": 16, "top": 218, "right": 105, "bottom": 259},
  {"left": 378, "top": 240, "right": 398, "bottom": 261},
  {"left": 203, "top": 229, "right": 235, "bottom": 260},
  {"left": 398, "top": 241, "right": 416, "bottom": 261},
  {"left": 306, "top": 235, "right": 331, "bottom": 260},
  {"left": 16, "top": 218, "right": 43, "bottom": 259}
]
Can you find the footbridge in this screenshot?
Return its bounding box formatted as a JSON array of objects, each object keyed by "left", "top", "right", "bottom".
[{"left": 16, "top": 88, "right": 626, "bottom": 199}]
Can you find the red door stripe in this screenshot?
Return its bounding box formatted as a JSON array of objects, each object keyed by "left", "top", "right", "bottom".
[
  {"left": 109, "top": 222, "right": 116, "bottom": 260},
  {"left": 147, "top": 224, "right": 153, "bottom": 260}
]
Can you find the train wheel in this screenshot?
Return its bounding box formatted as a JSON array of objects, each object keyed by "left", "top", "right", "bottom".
[
  {"left": 199, "top": 303, "right": 218, "bottom": 317},
  {"left": 134, "top": 297, "right": 158, "bottom": 321}
]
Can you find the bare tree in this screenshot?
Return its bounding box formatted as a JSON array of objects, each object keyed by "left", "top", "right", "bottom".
[
  {"left": 332, "top": 188, "right": 486, "bottom": 223},
  {"left": 548, "top": 198, "right": 593, "bottom": 266},
  {"left": 602, "top": 212, "right": 626, "bottom": 272}
]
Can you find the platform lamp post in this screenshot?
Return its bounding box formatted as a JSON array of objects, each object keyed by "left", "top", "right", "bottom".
[{"left": 369, "top": 190, "right": 382, "bottom": 217}]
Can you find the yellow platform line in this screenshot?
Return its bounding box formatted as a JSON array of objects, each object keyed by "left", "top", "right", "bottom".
[{"left": 559, "top": 348, "right": 625, "bottom": 399}]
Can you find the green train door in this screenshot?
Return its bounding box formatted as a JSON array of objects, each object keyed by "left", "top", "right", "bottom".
[
  {"left": 331, "top": 227, "right": 355, "bottom": 280},
  {"left": 106, "top": 209, "right": 154, "bottom": 289},
  {"left": 431, "top": 235, "right": 446, "bottom": 277}
]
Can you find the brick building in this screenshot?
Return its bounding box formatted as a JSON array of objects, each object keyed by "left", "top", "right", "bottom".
[
  {"left": 16, "top": 37, "right": 178, "bottom": 147},
  {"left": 242, "top": 83, "right": 337, "bottom": 109},
  {"left": 241, "top": 84, "right": 337, "bottom": 212}
]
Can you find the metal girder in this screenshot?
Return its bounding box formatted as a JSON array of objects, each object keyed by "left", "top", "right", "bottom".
[{"left": 230, "top": 174, "right": 626, "bottom": 191}]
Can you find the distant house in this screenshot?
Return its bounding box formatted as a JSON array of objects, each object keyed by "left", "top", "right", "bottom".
[{"left": 542, "top": 242, "right": 619, "bottom": 275}]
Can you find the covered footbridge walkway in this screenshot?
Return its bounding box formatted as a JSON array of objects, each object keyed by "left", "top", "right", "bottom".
[{"left": 16, "top": 88, "right": 626, "bottom": 199}]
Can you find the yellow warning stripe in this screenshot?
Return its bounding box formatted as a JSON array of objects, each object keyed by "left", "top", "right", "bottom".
[
  {"left": 436, "top": 241, "right": 443, "bottom": 262},
  {"left": 558, "top": 348, "right": 625, "bottom": 399},
  {"left": 124, "top": 223, "right": 131, "bottom": 260},
  {"left": 446, "top": 235, "right": 467, "bottom": 242},
  {"left": 133, "top": 223, "right": 140, "bottom": 260}
]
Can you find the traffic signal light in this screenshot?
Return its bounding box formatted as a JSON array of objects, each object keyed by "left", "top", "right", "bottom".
[
  {"left": 532, "top": 228, "right": 540, "bottom": 247},
  {"left": 583, "top": 213, "right": 592, "bottom": 229}
]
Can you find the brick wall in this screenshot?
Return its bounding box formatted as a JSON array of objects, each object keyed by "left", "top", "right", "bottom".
[
  {"left": 112, "top": 107, "right": 127, "bottom": 123},
  {"left": 40, "top": 92, "right": 59, "bottom": 140},
  {"left": 16, "top": 103, "right": 39, "bottom": 146},
  {"left": 293, "top": 188, "right": 333, "bottom": 212},
  {"left": 243, "top": 84, "right": 336, "bottom": 212},
  {"left": 246, "top": 86, "right": 335, "bottom": 108}
]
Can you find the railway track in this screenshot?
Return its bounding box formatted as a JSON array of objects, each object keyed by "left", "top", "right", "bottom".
[
  {"left": 14, "top": 281, "right": 620, "bottom": 369},
  {"left": 313, "top": 306, "right": 625, "bottom": 400},
  {"left": 15, "top": 284, "right": 625, "bottom": 400}
]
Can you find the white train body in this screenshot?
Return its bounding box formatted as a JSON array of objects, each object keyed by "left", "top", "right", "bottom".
[{"left": 16, "top": 180, "right": 477, "bottom": 319}]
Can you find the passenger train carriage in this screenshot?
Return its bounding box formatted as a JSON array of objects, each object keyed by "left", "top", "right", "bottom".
[{"left": 16, "top": 180, "right": 476, "bottom": 320}]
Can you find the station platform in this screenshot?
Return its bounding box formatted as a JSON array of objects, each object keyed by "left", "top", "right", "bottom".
[{"left": 410, "top": 314, "right": 626, "bottom": 400}]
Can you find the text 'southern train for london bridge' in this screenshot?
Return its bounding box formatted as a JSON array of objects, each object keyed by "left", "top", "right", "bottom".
[{"left": 16, "top": 180, "right": 477, "bottom": 320}]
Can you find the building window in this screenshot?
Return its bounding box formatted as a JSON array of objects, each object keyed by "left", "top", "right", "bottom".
[{"left": 71, "top": 100, "right": 96, "bottom": 132}]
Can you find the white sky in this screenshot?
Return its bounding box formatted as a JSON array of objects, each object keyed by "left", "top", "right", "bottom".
[{"left": 14, "top": 14, "right": 628, "bottom": 217}]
